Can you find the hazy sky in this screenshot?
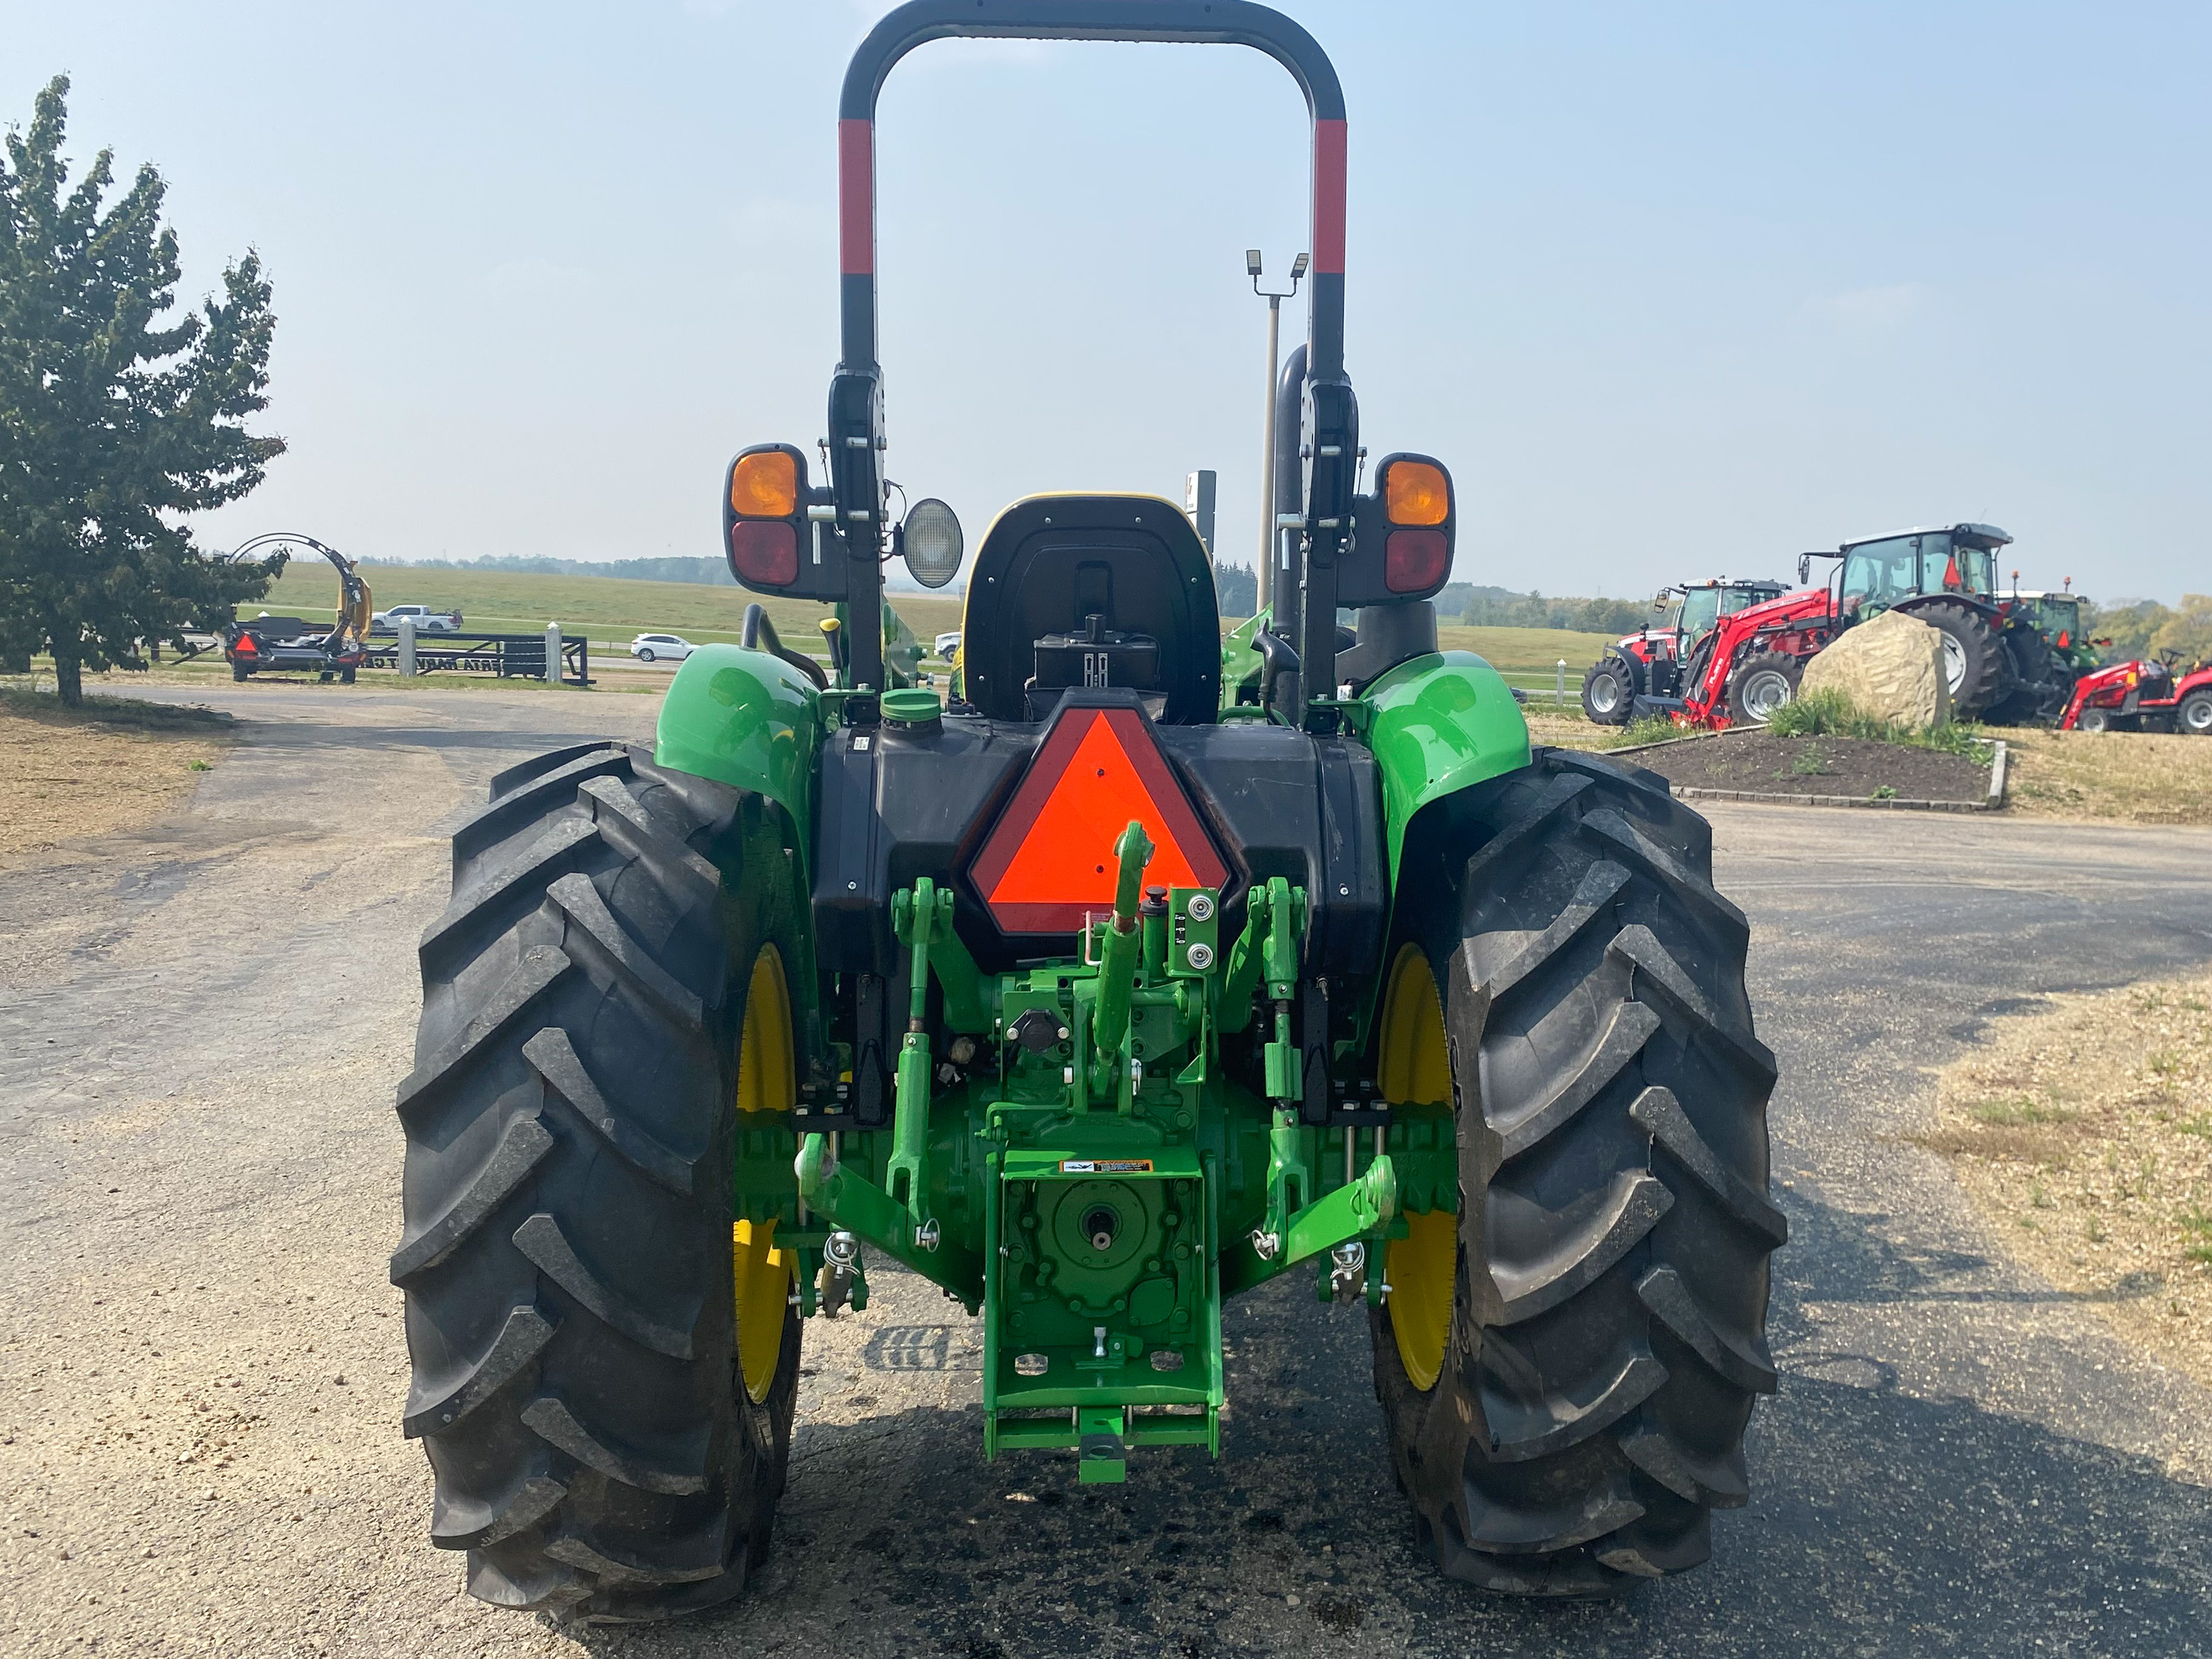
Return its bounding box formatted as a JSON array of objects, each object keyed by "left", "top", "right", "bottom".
[{"left": 7, "top": 1, "right": 2207, "bottom": 602}]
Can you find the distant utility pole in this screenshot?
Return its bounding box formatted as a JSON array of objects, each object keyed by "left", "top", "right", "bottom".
[
  {"left": 1185, "top": 470, "right": 1217, "bottom": 559},
  {"left": 1246, "top": 249, "right": 1307, "bottom": 613}
]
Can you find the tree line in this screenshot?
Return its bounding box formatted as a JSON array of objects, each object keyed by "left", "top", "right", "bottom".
[{"left": 2083, "top": 595, "right": 2212, "bottom": 666}]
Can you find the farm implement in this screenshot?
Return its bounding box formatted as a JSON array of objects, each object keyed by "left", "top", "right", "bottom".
[
  {"left": 220, "top": 533, "right": 370, "bottom": 684},
  {"left": 392, "top": 0, "right": 1781, "bottom": 1623}
]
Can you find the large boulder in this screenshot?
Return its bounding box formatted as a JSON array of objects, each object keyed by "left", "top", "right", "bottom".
[{"left": 1800, "top": 607, "right": 1951, "bottom": 727}]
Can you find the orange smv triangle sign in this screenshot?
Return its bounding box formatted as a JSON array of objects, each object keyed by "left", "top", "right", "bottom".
[{"left": 973, "top": 708, "right": 1228, "bottom": 935}]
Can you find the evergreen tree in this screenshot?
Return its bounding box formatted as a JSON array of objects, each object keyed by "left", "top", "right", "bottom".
[{"left": 0, "top": 76, "right": 286, "bottom": 703}]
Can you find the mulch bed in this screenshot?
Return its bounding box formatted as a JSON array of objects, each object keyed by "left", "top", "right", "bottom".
[{"left": 1621, "top": 731, "right": 1993, "bottom": 806}]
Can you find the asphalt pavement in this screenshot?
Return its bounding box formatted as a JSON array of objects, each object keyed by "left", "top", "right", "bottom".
[{"left": 1, "top": 685, "right": 2208, "bottom": 1658}]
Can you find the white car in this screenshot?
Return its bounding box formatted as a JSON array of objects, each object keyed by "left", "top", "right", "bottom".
[
  {"left": 629, "top": 633, "right": 696, "bottom": 664},
  {"left": 371, "top": 603, "right": 462, "bottom": 634},
  {"left": 933, "top": 630, "right": 962, "bottom": 661}
]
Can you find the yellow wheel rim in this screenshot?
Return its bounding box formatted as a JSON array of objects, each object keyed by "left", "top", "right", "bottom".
[
  {"left": 733, "top": 947, "right": 795, "bottom": 1404},
  {"left": 1377, "top": 944, "right": 1456, "bottom": 1392}
]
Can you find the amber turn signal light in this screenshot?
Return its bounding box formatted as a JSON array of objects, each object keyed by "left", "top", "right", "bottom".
[
  {"left": 730, "top": 450, "right": 799, "bottom": 518},
  {"left": 1384, "top": 460, "right": 1451, "bottom": 527}
]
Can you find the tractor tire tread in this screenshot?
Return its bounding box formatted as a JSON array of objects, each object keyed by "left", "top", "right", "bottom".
[
  {"left": 522, "top": 1028, "right": 696, "bottom": 1195},
  {"left": 394, "top": 946, "right": 573, "bottom": 1126},
  {"left": 1909, "top": 597, "right": 2005, "bottom": 719},
  {"left": 1372, "top": 747, "right": 1779, "bottom": 1595},
  {"left": 397, "top": 741, "right": 799, "bottom": 1623},
  {"left": 389, "top": 1114, "right": 556, "bottom": 1284},
  {"left": 1581, "top": 657, "right": 1635, "bottom": 726},
  {"left": 405, "top": 1304, "right": 558, "bottom": 1439},
  {"left": 518, "top": 1396, "right": 709, "bottom": 1496},
  {"left": 512, "top": 1212, "right": 700, "bottom": 1359}
]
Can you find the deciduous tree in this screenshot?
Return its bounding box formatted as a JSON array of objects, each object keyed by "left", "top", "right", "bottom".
[{"left": 0, "top": 75, "right": 286, "bottom": 704}]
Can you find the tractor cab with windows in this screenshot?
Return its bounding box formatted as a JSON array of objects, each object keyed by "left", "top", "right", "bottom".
[{"left": 1798, "top": 523, "right": 2030, "bottom": 719}]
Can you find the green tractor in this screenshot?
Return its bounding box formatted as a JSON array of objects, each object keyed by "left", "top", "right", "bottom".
[{"left": 393, "top": 0, "right": 1782, "bottom": 1622}]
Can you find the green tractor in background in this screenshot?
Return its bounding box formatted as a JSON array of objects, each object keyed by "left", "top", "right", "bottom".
[
  {"left": 393, "top": 0, "right": 1782, "bottom": 1623},
  {"left": 1990, "top": 583, "right": 2102, "bottom": 723}
]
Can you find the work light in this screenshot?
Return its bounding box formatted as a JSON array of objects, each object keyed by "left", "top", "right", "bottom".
[{"left": 901, "top": 499, "right": 964, "bottom": 588}]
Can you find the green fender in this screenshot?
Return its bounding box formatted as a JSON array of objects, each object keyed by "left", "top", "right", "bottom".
[
  {"left": 1362, "top": 650, "right": 1532, "bottom": 879},
  {"left": 1220, "top": 608, "right": 1268, "bottom": 703},
  {"left": 653, "top": 645, "right": 822, "bottom": 874}
]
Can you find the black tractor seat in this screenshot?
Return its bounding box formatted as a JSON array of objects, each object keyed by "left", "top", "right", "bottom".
[{"left": 959, "top": 494, "right": 1221, "bottom": 724}]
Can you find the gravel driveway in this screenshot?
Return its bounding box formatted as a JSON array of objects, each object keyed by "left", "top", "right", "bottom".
[{"left": 3, "top": 686, "right": 2209, "bottom": 1657}]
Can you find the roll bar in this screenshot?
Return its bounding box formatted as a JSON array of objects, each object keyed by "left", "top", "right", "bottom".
[{"left": 826, "top": 1, "right": 1355, "bottom": 712}]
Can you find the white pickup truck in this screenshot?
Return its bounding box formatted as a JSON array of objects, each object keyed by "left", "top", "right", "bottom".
[{"left": 371, "top": 603, "right": 464, "bottom": 634}]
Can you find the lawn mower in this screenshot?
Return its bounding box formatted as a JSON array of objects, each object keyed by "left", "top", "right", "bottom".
[{"left": 392, "top": 1, "right": 1781, "bottom": 1622}]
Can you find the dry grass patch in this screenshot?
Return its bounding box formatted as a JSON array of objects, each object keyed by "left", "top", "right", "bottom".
[
  {"left": 1523, "top": 709, "right": 1611, "bottom": 751},
  {"left": 0, "top": 684, "right": 233, "bottom": 866},
  {"left": 2004, "top": 727, "right": 2212, "bottom": 825},
  {"left": 1920, "top": 972, "right": 2212, "bottom": 1387}
]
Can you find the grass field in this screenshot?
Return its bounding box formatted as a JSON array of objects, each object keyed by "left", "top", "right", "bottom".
[
  {"left": 253, "top": 562, "right": 965, "bottom": 657},
  {"left": 252, "top": 561, "right": 1620, "bottom": 682},
  {"left": 2004, "top": 728, "right": 2212, "bottom": 825}
]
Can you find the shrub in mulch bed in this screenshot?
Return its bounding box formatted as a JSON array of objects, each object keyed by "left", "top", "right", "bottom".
[{"left": 1623, "top": 730, "right": 1991, "bottom": 804}]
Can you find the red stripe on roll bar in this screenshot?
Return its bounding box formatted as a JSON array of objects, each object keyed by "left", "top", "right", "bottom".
[
  {"left": 1311, "top": 117, "right": 1346, "bottom": 274},
  {"left": 839, "top": 119, "right": 874, "bottom": 275}
]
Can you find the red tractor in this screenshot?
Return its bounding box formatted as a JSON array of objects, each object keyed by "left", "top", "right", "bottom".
[
  {"left": 2061, "top": 653, "right": 2212, "bottom": 733},
  {"left": 1798, "top": 523, "right": 2053, "bottom": 722},
  {"left": 1579, "top": 577, "right": 1784, "bottom": 724},
  {"left": 1656, "top": 582, "right": 1847, "bottom": 728},
  {"left": 1647, "top": 522, "right": 2044, "bottom": 730}
]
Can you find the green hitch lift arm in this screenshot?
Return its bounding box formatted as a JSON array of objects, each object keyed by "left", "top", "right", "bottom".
[
  {"left": 1087, "top": 822, "right": 1153, "bottom": 1095},
  {"left": 886, "top": 878, "right": 956, "bottom": 1240},
  {"left": 1216, "top": 875, "right": 1302, "bottom": 1037}
]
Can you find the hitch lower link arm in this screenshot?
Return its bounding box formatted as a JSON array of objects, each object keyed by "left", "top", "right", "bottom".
[
  {"left": 793, "top": 877, "right": 983, "bottom": 1307},
  {"left": 1234, "top": 877, "right": 1395, "bottom": 1279}
]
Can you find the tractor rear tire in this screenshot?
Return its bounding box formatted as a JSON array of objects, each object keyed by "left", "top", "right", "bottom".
[
  {"left": 1370, "top": 748, "right": 1782, "bottom": 1595},
  {"left": 2179, "top": 690, "right": 2212, "bottom": 736},
  {"left": 1581, "top": 658, "right": 1634, "bottom": 726},
  {"left": 1904, "top": 599, "right": 2002, "bottom": 719},
  {"left": 1726, "top": 651, "right": 1800, "bottom": 725},
  {"left": 394, "top": 741, "right": 803, "bottom": 1624},
  {"left": 1980, "top": 627, "right": 2056, "bottom": 726}
]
